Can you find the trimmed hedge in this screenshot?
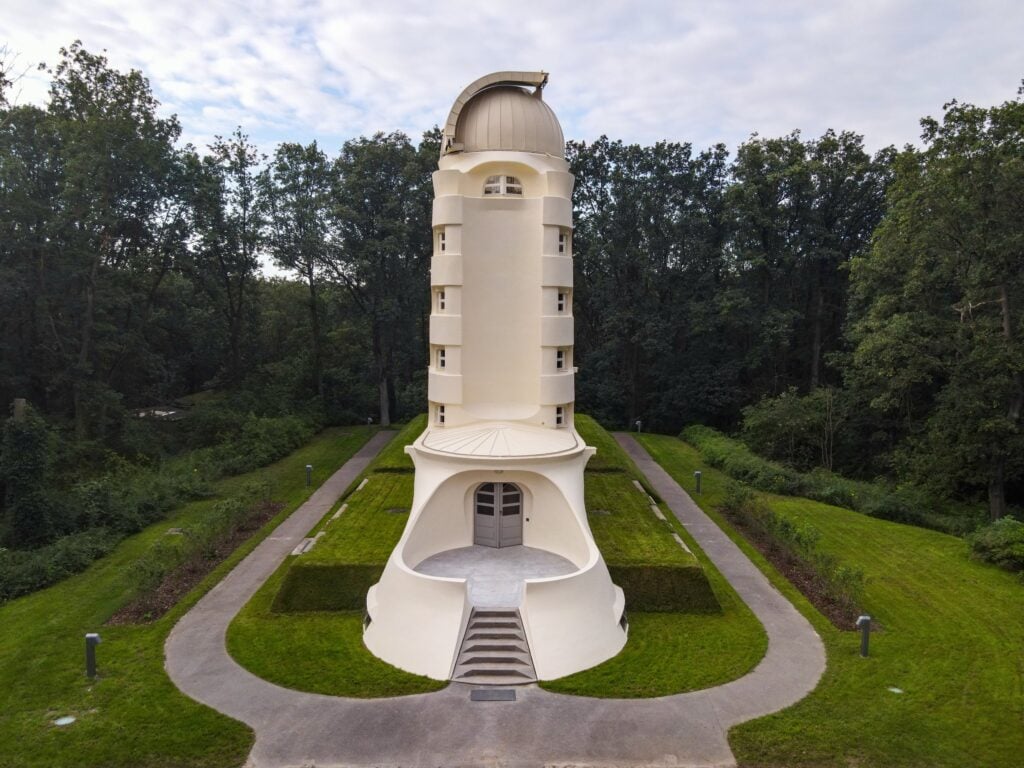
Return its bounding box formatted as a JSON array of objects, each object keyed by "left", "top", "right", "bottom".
[
  {"left": 682, "top": 425, "right": 983, "bottom": 535},
  {"left": 370, "top": 416, "right": 424, "bottom": 473},
  {"left": 272, "top": 563, "right": 385, "bottom": 612},
  {"left": 608, "top": 564, "right": 720, "bottom": 613}
]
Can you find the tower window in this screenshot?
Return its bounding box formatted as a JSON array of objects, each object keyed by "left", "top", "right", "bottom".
[
  {"left": 558, "top": 232, "right": 569, "bottom": 254},
  {"left": 557, "top": 292, "right": 567, "bottom": 313},
  {"left": 556, "top": 349, "right": 566, "bottom": 370},
  {"left": 439, "top": 230, "right": 446, "bottom": 252},
  {"left": 483, "top": 175, "right": 523, "bottom": 196},
  {"left": 437, "top": 289, "right": 446, "bottom": 311},
  {"left": 437, "top": 348, "right": 446, "bottom": 369},
  {"left": 555, "top": 406, "right": 565, "bottom": 426},
  {"left": 436, "top": 404, "right": 445, "bottom": 424}
]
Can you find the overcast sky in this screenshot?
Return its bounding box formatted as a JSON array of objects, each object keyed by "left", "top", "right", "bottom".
[{"left": 2, "top": 1, "right": 1022, "bottom": 156}]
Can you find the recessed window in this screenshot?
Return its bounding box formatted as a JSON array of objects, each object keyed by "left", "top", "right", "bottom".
[
  {"left": 437, "top": 348, "right": 446, "bottom": 369},
  {"left": 439, "top": 230, "right": 446, "bottom": 252},
  {"left": 436, "top": 404, "right": 445, "bottom": 424},
  {"left": 557, "top": 292, "right": 567, "bottom": 313},
  {"left": 483, "top": 175, "right": 523, "bottom": 196},
  {"left": 556, "top": 349, "right": 566, "bottom": 370},
  {"left": 555, "top": 406, "right": 565, "bottom": 426},
  {"left": 437, "top": 289, "right": 446, "bottom": 311},
  {"left": 558, "top": 232, "right": 567, "bottom": 254}
]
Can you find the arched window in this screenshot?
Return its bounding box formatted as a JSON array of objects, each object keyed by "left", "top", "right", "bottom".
[{"left": 483, "top": 174, "right": 523, "bottom": 196}]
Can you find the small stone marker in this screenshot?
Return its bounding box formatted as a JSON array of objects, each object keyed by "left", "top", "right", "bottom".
[
  {"left": 470, "top": 688, "right": 516, "bottom": 701},
  {"left": 672, "top": 533, "right": 692, "bottom": 554},
  {"left": 53, "top": 716, "right": 76, "bottom": 727},
  {"left": 356, "top": 478, "right": 369, "bottom": 491},
  {"left": 650, "top": 504, "right": 666, "bottom": 521},
  {"left": 330, "top": 503, "right": 349, "bottom": 521},
  {"left": 632, "top": 480, "right": 645, "bottom": 493},
  {"left": 887, "top": 687, "right": 904, "bottom": 694}
]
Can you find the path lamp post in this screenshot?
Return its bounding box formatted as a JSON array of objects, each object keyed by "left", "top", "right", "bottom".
[
  {"left": 85, "top": 633, "right": 101, "bottom": 678},
  {"left": 856, "top": 615, "right": 871, "bottom": 657},
  {"left": 694, "top": 471, "right": 702, "bottom": 495},
  {"left": 305, "top": 464, "right": 313, "bottom": 487},
  {"left": 634, "top": 419, "right": 642, "bottom": 433}
]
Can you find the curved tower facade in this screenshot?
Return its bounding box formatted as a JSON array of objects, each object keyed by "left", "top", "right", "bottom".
[{"left": 364, "top": 72, "right": 626, "bottom": 682}]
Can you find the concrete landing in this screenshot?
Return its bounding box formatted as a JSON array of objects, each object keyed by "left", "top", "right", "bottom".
[{"left": 414, "top": 545, "right": 577, "bottom": 607}]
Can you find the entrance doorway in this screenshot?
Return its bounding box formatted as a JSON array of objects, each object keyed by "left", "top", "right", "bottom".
[{"left": 473, "top": 482, "right": 523, "bottom": 548}]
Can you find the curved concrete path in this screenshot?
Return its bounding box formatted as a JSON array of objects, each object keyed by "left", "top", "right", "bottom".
[{"left": 165, "top": 431, "right": 825, "bottom": 768}]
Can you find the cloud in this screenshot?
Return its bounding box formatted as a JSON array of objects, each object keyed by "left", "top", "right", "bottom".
[{"left": 1, "top": 0, "right": 1023, "bottom": 159}]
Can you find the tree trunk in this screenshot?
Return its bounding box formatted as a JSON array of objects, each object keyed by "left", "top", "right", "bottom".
[
  {"left": 991, "top": 283, "right": 1023, "bottom": 520},
  {"left": 306, "top": 263, "right": 324, "bottom": 399},
  {"left": 810, "top": 272, "right": 824, "bottom": 390},
  {"left": 372, "top": 317, "right": 391, "bottom": 427},
  {"left": 74, "top": 254, "right": 101, "bottom": 440}
]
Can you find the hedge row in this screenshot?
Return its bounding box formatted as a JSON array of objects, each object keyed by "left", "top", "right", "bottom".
[
  {"left": 608, "top": 564, "right": 720, "bottom": 613},
  {"left": 682, "top": 425, "right": 982, "bottom": 535},
  {"left": 272, "top": 562, "right": 718, "bottom": 614},
  {"left": 272, "top": 563, "right": 385, "bottom": 612}
]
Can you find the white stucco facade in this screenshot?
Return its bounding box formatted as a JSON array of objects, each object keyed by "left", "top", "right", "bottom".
[{"left": 364, "top": 72, "right": 627, "bottom": 681}]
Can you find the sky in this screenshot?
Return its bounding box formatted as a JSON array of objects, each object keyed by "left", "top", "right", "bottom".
[{"left": 2, "top": 0, "right": 1023, "bottom": 160}]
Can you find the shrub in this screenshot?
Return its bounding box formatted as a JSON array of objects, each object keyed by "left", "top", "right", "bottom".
[
  {"left": 720, "top": 482, "right": 865, "bottom": 615},
  {"left": 683, "top": 424, "right": 982, "bottom": 534},
  {"left": 968, "top": 518, "right": 1024, "bottom": 571},
  {"left": 0, "top": 529, "right": 119, "bottom": 602},
  {"left": 272, "top": 563, "right": 386, "bottom": 612},
  {"left": 607, "top": 564, "right": 720, "bottom": 613}
]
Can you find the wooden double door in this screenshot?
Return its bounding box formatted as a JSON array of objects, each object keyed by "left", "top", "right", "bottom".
[{"left": 473, "top": 482, "right": 523, "bottom": 548}]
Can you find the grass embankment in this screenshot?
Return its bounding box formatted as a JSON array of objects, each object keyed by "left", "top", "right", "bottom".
[
  {"left": 0, "top": 426, "right": 375, "bottom": 768},
  {"left": 638, "top": 433, "right": 1024, "bottom": 768},
  {"left": 540, "top": 416, "right": 766, "bottom": 698},
  {"left": 228, "top": 416, "right": 446, "bottom": 697}
]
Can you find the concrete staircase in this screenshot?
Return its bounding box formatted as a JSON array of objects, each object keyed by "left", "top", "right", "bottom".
[{"left": 451, "top": 608, "right": 537, "bottom": 685}]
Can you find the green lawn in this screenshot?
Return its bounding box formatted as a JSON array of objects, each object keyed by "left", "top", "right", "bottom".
[
  {"left": 638, "top": 433, "right": 1024, "bottom": 768},
  {"left": 226, "top": 418, "right": 445, "bottom": 696},
  {"left": 0, "top": 426, "right": 375, "bottom": 768},
  {"left": 540, "top": 417, "right": 767, "bottom": 698}
]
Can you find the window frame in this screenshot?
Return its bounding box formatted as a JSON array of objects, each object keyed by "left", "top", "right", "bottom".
[
  {"left": 555, "top": 349, "right": 566, "bottom": 371},
  {"left": 439, "top": 229, "right": 446, "bottom": 252},
  {"left": 483, "top": 174, "right": 524, "bottom": 197},
  {"left": 437, "top": 288, "right": 446, "bottom": 311},
  {"left": 557, "top": 291, "right": 567, "bottom": 313},
  {"left": 437, "top": 348, "right": 446, "bottom": 370},
  {"left": 436, "top": 404, "right": 445, "bottom": 425},
  {"left": 555, "top": 406, "right": 565, "bottom": 426}
]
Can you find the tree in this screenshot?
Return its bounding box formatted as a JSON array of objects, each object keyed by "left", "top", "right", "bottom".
[
  {"left": 846, "top": 90, "right": 1024, "bottom": 519},
  {"left": 40, "top": 42, "right": 182, "bottom": 438},
  {"left": 262, "top": 141, "right": 334, "bottom": 397},
  {"left": 327, "top": 131, "right": 433, "bottom": 425},
  {"left": 185, "top": 129, "right": 264, "bottom": 385}
]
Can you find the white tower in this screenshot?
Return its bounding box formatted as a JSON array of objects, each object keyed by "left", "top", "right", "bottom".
[{"left": 364, "top": 72, "right": 626, "bottom": 681}]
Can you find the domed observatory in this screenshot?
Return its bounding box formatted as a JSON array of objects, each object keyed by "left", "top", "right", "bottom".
[{"left": 364, "top": 72, "right": 626, "bottom": 683}]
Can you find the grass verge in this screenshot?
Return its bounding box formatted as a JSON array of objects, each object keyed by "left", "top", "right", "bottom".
[
  {"left": 540, "top": 418, "right": 766, "bottom": 697},
  {"left": 0, "top": 426, "right": 375, "bottom": 768},
  {"left": 226, "top": 418, "right": 446, "bottom": 696},
  {"left": 638, "top": 432, "right": 1024, "bottom": 768}
]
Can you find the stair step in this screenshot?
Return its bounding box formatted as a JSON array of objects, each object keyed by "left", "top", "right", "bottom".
[
  {"left": 451, "top": 608, "right": 537, "bottom": 686},
  {"left": 458, "top": 671, "right": 532, "bottom": 684},
  {"left": 460, "top": 656, "right": 527, "bottom": 666}
]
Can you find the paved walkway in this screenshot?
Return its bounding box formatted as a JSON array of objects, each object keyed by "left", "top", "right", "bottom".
[{"left": 165, "top": 431, "right": 825, "bottom": 768}]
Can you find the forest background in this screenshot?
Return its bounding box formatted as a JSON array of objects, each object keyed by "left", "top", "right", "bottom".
[{"left": 1, "top": 44, "right": 1021, "bottom": 592}]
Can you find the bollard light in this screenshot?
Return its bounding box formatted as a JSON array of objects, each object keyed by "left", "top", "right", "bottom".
[
  {"left": 305, "top": 464, "right": 313, "bottom": 487},
  {"left": 856, "top": 615, "right": 871, "bottom": 657},
  {"left": 694, "top": 470, "right": 702, "bottom": 495},
  {"left": 85, "top": 633, "right": 101, "bottom": 679},
  {"left": 635, "top": 419, "right": 642, "bottom": 433}
]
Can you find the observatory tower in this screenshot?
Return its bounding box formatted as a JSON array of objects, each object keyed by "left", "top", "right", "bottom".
[{"left": 364, "top": 72, "right": 626, "bottom": 682}]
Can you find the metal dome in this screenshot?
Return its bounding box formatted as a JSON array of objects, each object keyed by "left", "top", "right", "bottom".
[{"left": 442, "top": 72, "right": 565, "bottom": 159}]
